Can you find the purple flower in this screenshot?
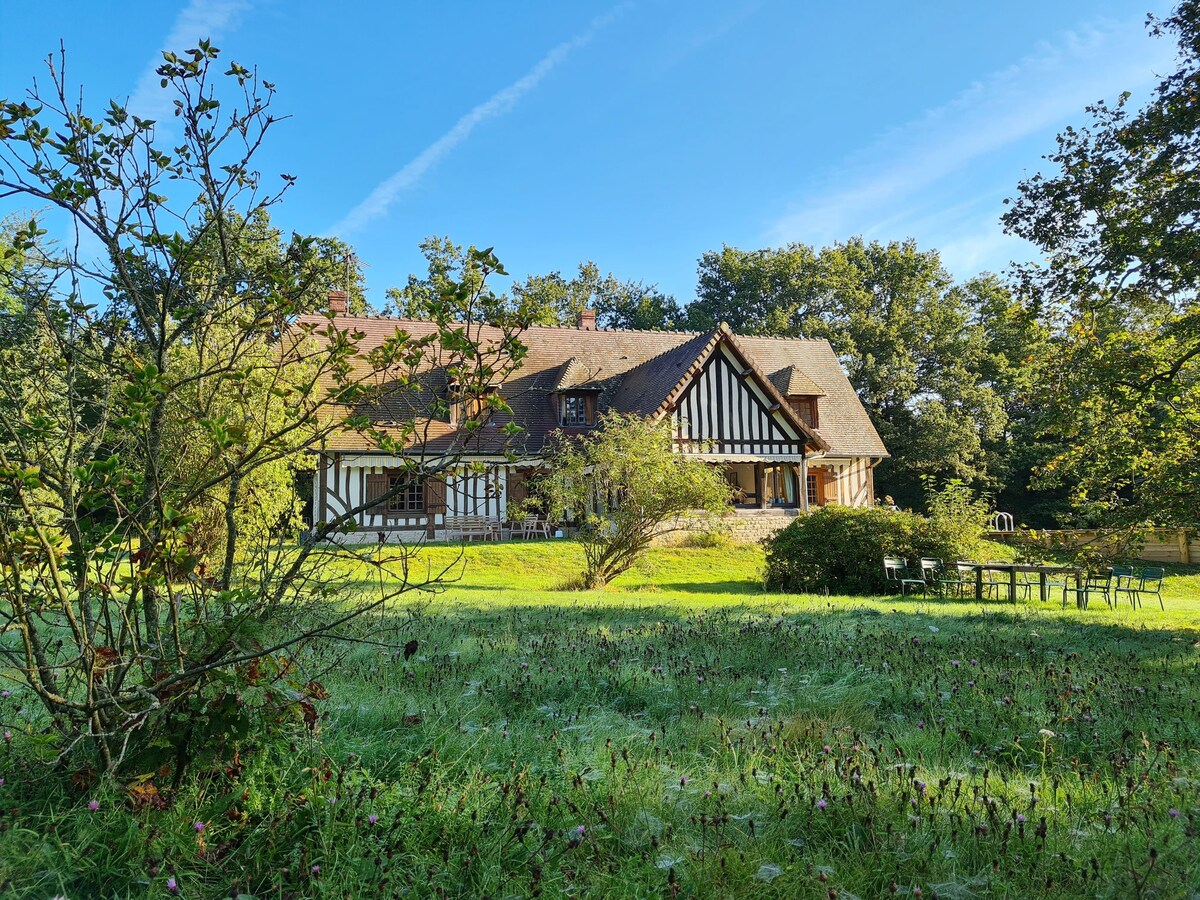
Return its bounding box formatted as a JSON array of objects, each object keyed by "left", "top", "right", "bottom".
[
  {"left": 166, "top": 876, "right": 178, "bottom": 894},
  {"left": 1169, "top": 808, "right": 1181, "bottom": 818},
  {"left": 88, "top": 800, "right": 99, "bottom": 811},
  {"left": 311, "top": 864, "right": 321, "bottom": 875},
  {"left": 2, "top": 732, "right": 9, "bottom": 743},
  {"left": 817, "top": 799, "right": 828, "bottom": 810},
  {"left": 368, "top": 814, "right": 378, "bottom": 825},
  {"left": 193, "top": 821, "right": 206, "bottom": 833},
  {"left": 950, "top": 660, "right": 960, "bottom": 668},
  {"left": 680, "top": 776, "right": 688, "bottom": 788},
  {"left": 576, "top": 825, "right": 586, "bottom": 836},
  {"left": 823, "top": 744, "right": 832, "bottom": 754},
  {"left": 1, "top": 690, "right": 10, "bottom": 698},
  {"left": 1016, "top": 813, "right": 1027, "bottom": 823}
]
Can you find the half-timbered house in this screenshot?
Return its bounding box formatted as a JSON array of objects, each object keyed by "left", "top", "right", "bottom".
[{"left": 305, "top": 296, "right": 887, "bottom": 541}]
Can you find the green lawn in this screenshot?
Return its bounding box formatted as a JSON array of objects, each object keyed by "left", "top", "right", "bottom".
[{"left": 2, "top": 543, "right": 1199, "bottom": 897}]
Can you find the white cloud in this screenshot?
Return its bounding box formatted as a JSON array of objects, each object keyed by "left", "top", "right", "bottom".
[
  {"left": 330, "top": 4, "right": 631, "bottom": 236},
  {"left": 127, "top": 0, "right": 251, "bottom": 122},
  {"left": 767, "top": 11, "right": 1178, "bottom": 276}
]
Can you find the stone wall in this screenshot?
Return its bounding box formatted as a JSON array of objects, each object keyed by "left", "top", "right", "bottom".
[{"left": 655, "top": 510, "right": 801, "bottom": 546}]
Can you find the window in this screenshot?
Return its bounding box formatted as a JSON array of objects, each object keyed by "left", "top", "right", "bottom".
[
  {"left": 789, "top": 396, "right": 819, "bottom": 428},
  {"left": 806, "top": 472, "right": 822, "bottom": 507},
  {"left": 452, "top": 388, "right": 496, "bottom": 426},
  {"left": 560, "top": 392, "right": 595, "bottom": 426},
  {"left": 367, "top": 471, "right": 425, "bottom": 514}
]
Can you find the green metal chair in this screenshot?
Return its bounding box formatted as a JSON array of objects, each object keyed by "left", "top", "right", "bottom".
[
  {"left": 1111, "top": 565, "right": 1138, "bottom": 608},
  {"left": 884, "top": 557, "right": 927, "bottom": 596},
  {"left": 1063, "top": 571, "right": 1112, "bottom": 609},
  {"left": 1134, "top": 567, "right": 1165, "bottom": 610}
]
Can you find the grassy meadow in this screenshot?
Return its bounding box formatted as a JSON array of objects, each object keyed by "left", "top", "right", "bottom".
[{"left": 2, "top": 542, "right": 1199, "bottom": 897}]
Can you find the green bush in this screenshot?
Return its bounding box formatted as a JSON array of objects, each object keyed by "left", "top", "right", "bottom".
[{"left": 763, "top": 505, "right": 979, "bottom": 595}]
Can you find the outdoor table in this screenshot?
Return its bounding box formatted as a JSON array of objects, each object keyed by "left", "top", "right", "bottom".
[{"left": 958, "top": 562, "right": 1084, "bottom": 604}]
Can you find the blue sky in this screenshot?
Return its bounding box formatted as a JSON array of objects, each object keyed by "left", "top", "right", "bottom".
[{"left": 1, "top": 0, "right": 1178, "bottom": 306}]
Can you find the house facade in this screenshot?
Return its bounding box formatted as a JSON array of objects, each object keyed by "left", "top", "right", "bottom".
[{"left": 305, "top": 300, "right": 887, "bottom": 542}]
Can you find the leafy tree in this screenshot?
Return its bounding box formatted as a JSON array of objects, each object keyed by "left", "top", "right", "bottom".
[
  {"left": 535, "top": 412, "right": 731, "bottom": 588},
  {"left": 514, "top": 261, "right": 683, "bottom": 330},
  {"left": 0, "top": 44, "right": 525, "bottom": 774},
  {"left": 191, "top": 207, "right": 369, "bottom": 316},
  {"left": 689, "top": 239, "right": 1008, "bottom": 510},
  {"left": 1002, "top": 2, "right": 1200, "bottom": 527}
]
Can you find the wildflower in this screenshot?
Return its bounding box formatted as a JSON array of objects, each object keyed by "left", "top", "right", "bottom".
[
  {"left": 2, "top": 731, "right": 9, "bottom": 743},
  {"left": 194, "top": 821, "right": 206, "bottom": 833},
  {"left": 576, "top": 825, "right": 586, "bottom": 836},
  {"left": 680, "top": 776, "right": 687, "bottom": 788},
  {"left": 1016, "top": 813, "right": 1027, "bottom": 823},
  {"left": 311, "top": 864, "right": 320, "bottom": 875},
  {"left": 368, "top": 814, "right": 378, "bottom": 825},
  {"left": 166, "top": 876, "right": 179, "bottom": 894},
  {"left": 817, "top": 799, "right": 828, "bottom": 810},
  {"left": 950, "top": 660, "right": 960, "bottom": 667},
  {"left": 1169, "top": 808, "right": 1181, "bottom": 818},
  {"left": 823, "top": 745, "right": 832, "bottom": 754},
  {"left": 0, "top": 690, "right": 9, "bottom": 698},
  {"left": 1038, "top": 729, "right": 1055, "bottom": 738},
  {"left": 88, "top": 800, "right": 99, "bottom": 812}
]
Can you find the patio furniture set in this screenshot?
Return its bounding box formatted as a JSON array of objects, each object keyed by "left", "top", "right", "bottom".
[
  {"left": 443, "top": 514, "right": 553, "bottom": 542},
  {"left": 883, "top": 557, "right": 1165, "bottom": 609}
]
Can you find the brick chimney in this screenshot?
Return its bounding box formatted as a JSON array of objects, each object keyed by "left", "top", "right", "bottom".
[
  {"left": 577, "top": 308, "right": 597, "bottom": 330},
  {"left": 327, "top": 290, "right": 348, "bottom": 316}
]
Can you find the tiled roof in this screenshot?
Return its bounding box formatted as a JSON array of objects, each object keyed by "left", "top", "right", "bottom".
[
  {"left": 297, "top": 315, "right": 887, "bottom": 459},
  {"left": 770, "top": 364, "right": 826, "bottom": 398}
]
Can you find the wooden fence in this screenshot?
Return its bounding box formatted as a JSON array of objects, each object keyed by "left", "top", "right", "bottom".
[{"left": 991, "top": 528, "right": 1198, "bottom": 564}]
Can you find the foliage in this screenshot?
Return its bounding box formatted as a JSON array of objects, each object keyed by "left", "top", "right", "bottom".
[
  {"left": 1002, "top": 1, "right": 1200, "bottom": 528},
  {"left": 924, "top": 477, "right": 992, "bottom": 562},
  {"left": 688, "top": 239, "right": 1010, "bottom": 511},
  {"left": 514, "top": 260, "right": 684, "bottom": 330},
  {"left": 1, "top": 545, "right": 1197, "bottom": 897},
  {"left": 762, "top": 504, "right": 982, "bottom": 595},
  {"left": 0, "top": 44, "right": 525, "bottom": 774},
  {"left": 537, "top": 412, "right": 731, "bottom": 587}
]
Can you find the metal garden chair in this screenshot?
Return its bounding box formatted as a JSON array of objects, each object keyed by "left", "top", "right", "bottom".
[
  {"left": 1063, "top": 571, "right": 1112, "bottom": 609},
  {"left": 1134, "top": 567, "right": 1165, "bottom": 610},
  {"left": 884, "top": 557, "right": 927, "bottom": 596}
]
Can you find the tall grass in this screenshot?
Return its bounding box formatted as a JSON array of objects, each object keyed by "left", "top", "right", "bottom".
[{"left": 1, "top": 544, "right": 1198, "bottom": 897}]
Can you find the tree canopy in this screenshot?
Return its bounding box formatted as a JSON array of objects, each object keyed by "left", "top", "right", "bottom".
[{"left": 1003, "top": 1, "right": 1200, "bottom": 527}]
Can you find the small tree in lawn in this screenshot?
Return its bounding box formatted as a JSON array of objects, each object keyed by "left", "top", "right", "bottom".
[{"left": 539, "top": 412, "right": 731, "bottom": 588}]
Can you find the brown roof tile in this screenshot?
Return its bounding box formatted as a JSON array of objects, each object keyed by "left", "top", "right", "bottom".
[{"left": 298, "top": 315, "right": 887, "bottom": 459}]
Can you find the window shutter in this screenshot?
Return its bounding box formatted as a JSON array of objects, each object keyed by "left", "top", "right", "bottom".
[
  {"left": 820, "top": 470, "right": 835, "bottom": 505},
  {"left": 508, "top": 469, "right": 528, "bottom": 508},
  {"left": 424, "top": 476, "right": 447, "bottom": 513},
  {"left": 366, "top": 473, "right": 388, "bottom": 508},
  {"left": 583, "top": 394, "right": 596, "bottom": 425}
]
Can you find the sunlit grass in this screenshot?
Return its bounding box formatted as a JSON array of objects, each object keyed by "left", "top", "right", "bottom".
[{"left": 1, "top": 543, "right": 1198, "bottom": 897}]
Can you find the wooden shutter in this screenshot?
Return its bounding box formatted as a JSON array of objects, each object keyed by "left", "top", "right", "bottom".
[
  {"left": 424, "top": 476, "right": 447, "bottom": 513},
  {"left": 819, "top": 469, "right": 835, "bottom": 505},
  {"left": 366, "top": 473, "right": 387, "bottom": 508},
  {"left": 508, "top": 468, "right": 528, "bottom": 510},
  {"left": 583, "top": 394, "right": 597, "bottom": 425}
]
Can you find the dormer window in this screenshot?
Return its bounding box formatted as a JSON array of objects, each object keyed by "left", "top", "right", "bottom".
[
  {"left": 560, "top": 392, "right": 595, "bottom": 427},
  {"left": 449, "top": 378, "right": 497, "bottom": 427},
  {"left": 788, "top": 395, "right": 819, "bottom": 429}
]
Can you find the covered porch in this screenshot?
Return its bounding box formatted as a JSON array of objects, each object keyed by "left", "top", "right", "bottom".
[{"left": 720, "top": 460, "right": 828, "bottom": 512}]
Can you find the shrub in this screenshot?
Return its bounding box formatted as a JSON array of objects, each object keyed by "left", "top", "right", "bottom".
[{"left": 763, "top": 505, "right": 978, "bottom": 595}]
